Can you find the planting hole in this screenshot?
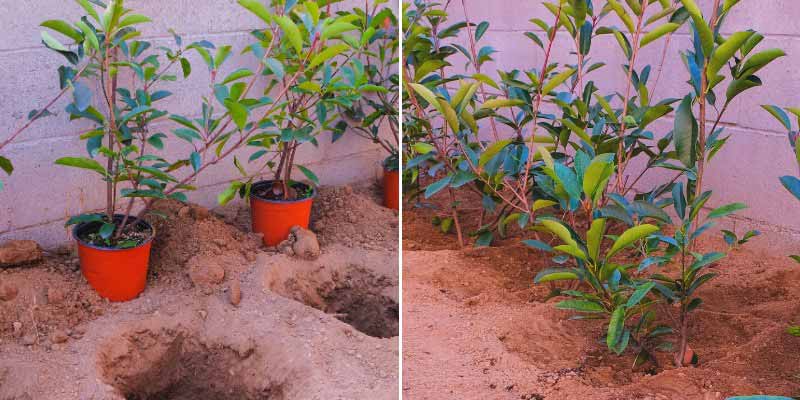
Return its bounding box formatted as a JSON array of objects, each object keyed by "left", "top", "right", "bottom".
[
  {"left": 99, "top": 327, "right": 291, "bottom": 400},
  {"left": 321, "top": 268, "right": 399, "bottom": 338},
  {"left": 263, "top": 260, "right": 398, "bottom": 338}
]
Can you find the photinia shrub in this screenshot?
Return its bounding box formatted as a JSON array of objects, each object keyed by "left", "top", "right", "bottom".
[
  {"left": 43, "top": 0, "right": 217, "bottom": 248},
  {"left": 403, "top": 0, "right": 786, "bottom": 367},
  {"left": 337, "top": 0, "right": 399, "bottom": 171},
  {"left": 215, "top": 0, "right": 369, "bottom": 204}
]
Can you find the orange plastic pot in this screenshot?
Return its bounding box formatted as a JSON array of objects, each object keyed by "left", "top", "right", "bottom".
[
  {"left": 383, "top": 168, "right": 399, "bottom": 210},
  {"left": 73, "top": 216, "right": 153, "bottom": 302},
  {"left": 250, "top": 180, "right": 316, "bottom": 246}
]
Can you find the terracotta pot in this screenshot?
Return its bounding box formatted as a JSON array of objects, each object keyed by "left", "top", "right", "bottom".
[
  {"left": 250, "top": 180, "right": 316, "bottom": 246},
  {"left": 73, "top": 215, "right": 153, "bottom": 302},
  {"left": 383, "top": 168, "right": 399, "bottom": 210}
]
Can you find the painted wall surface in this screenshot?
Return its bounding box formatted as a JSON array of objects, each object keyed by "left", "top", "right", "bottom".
[
  {"left": 0, "top": 0, "right": 393, "bottom": 247},
  {"left": 444, "top": 0, "right": 800, "bottom": 242}
]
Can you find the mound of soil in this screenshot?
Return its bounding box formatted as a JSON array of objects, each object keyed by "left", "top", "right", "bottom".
[
  {"left": 0, "top": 254, "right": 109, "bottom": 345},
  {"left": 146, "top": 200, "right": 263, "bottom": 284},
  {"left": 310, "top": 184, "right": 398, "bottom": 251}
]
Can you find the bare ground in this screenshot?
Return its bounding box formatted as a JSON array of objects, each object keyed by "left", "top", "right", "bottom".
[
  {"left": 402, "top": 193, "right": 800, "bottom": 400},
  {"left": 0, "top": 181, "right": 398, "bottom": 400}
]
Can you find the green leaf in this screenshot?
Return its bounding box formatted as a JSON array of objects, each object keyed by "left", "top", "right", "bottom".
[
  {"left": 762, "top": 105, "right": 792, "bottom": 131},
  {"left": 540, "top": 219, "right": 579, "bottom": 249},
  {"left": 780, "top": 176, "right": 800, "bottom": 202},
  {"left": 41, "top": 31, "right": 69, "bottom": 52},
  {"left": 41, "top": 20, "right": 83, "bottom": 42},
  {"left": 75, "top": 20, "right": 99, "bottom": 50},
  {"left": 190, "top": 151, "right": 201, "bottom": 172},
  {"left": 55, "top": 157, "right": 107, "bottom": 176},
  {"left": 707, "top": 202, "right": 747, "bottom": 219},
  {"left": 99, "top": 222, "right": 115, "bottom": 239},
  {"left": 275, "top": 15, "right": 303, "bottom": 55},
  {"left": 264, "top": 57, "right": 285, "bottom": 78},
  {"left": 607, "top": 224, "right": 659, "bottom": 258},
  {"left": 237, "top": 0, "right": 272, "bottom": 24},
  {"left": 534, "top": 268, "right": 579, "bottom": 283},
  {"left": 542, "top": 68, "right": 576, "bottom": 94},
  {"left": 75, "top": 0, "right": 101, "bottom": 22},
  {"left": 740, "top": 49, "right": 786, "bottom": 77},
  {"left": 65, "top": 213, "right": 104, "bottom": 227},
  {"left": 586, "top": 218, "right": 607, "bottom": 261},
  {"left": 789, "top": 255, "right": 800, "bottom": 264},
  {"left": 607, "top": 306, "right": 626, "bottom": 349},
  {"left": 674, "top": 95, "right": 698, "bottom": 168},
  {"left": 214, "top": 45, "right": 233, "bottom": 69},
  {"left": 225, "top": 100, "right": 249, "bottom": 130},
  {"left": 412, "top": 143, "right": 435, "bottom": 154},
  {"left": 707, "top": 31, "right": 754, "bottom": 81},
  {"left": 680, "top": 0, "right": 714, "bottom": 55},
  {"left": 218, "top": 181, "right": 243, "bottom": 205},
  {"left": 118, "top": 14, "right": 152, "bottom": 29},
  {"left": 478, "top": 139, "right": 512, "bottom": 167},
  {"left": 523, "top": 239, "right": 553, "bottom": 252},
  {"left": 479, "top": 98, "right": 525, "bottom": 110},
  {"left": 73, "top": 82, "right": 92, "bottom": 112},
  {"left": 726, "top": 75, "right": 762, "bottom": 103},
  {"left": 308, "top": 43, "right": 349, "bottom": 69},
  {"left": 556, "top": 300, "right": 604, "bottom": 313},
  {"left": 582, "top": 155, "right": 614, "bottom": 202},
  {"left": 322, "top": 22, "right": 359, "bottom": 40},
  {"left": 640, "top": 23, "right": 680, "bottom": 48},
  {"left": 626, "top": 281, "right": 656, "bottom": 308},
  {"left": 438, "top": 99, "right": 460, "bottom": 132},
  {"left": 222, "top": 68, "right": 254, "bottom": 84},
  {"left": 0, "top": 156, "right": 13, "bottom": 175},
  {"left": 424, "top": 175, "right": 452, "bottom": 198},
  {"left": 408, "top": 83, "right": 443, "bottom": 115},
  {"left": 296, "top": 165, "right": 319, "bottom": 186}
]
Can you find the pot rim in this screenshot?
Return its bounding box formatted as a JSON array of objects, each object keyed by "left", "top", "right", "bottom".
[
  {"left": 72, "top": 214, "right": 156, "bottom": 252},
  {"left": 249, "top": 179, "right": 317, "bottom": 204}
]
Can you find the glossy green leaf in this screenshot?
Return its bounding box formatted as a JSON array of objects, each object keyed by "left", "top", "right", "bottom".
[
  {"left": 640, "top": 23, "right": 680, "bottom": 48},
  {"left": 274, "top": 15, "right": 303, "bottom": 54},
  {"left": 55, "top": 157, "right": 107, "bottom": 176},
  {"left": 238, "top": 0, "right": 272, "bottom": 24},
  {"left": 607, "top": 224, "right": 659, "bottom": 258}
]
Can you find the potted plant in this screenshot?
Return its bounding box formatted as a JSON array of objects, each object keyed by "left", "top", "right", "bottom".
[
  {"left": 218, "top": 0, "right": 367, "bottom": 245},
  {"left": 41, "top": 0, "right": 214, "bottom": 301},
  {"left": 337, "top": 1, "right": 399, "bottom": 209}
]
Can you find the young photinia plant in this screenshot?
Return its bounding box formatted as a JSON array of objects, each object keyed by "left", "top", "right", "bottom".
[
  {"left": 43, "top": 0, "right": 216, "bottom": 248},
  {"left": 215, "top": 0, "right": 367, "bottom": 205},
  {"left": 403, "top": 0, "right": 785, "bottom": 368},
  {"left": 338, "top": 1, "right": 399, "bottom": 171}
]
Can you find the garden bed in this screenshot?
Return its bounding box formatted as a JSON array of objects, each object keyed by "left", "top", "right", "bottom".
[
  {"left": 402, "top": 192, "right": 800, "bottom": 400},
  {"left": 0, "top": 182, "right": 398, "bottom": 400}
]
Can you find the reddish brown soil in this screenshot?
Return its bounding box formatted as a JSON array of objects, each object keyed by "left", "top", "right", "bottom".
[
  {"left": 0, "top": 181, "right": 398, "bottom": 399},
  {"left": 402, "top": 192, "right": 800, "bottom": 400}
]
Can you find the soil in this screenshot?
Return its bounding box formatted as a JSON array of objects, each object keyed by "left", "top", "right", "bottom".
[
  {"left": 0, "top": 181, "right": 398, "bottom": 400},
  {"left": 75, "top": 216, "right": 153, "bottom": 249},
  {"left": 251, "top": 180, "right": 314, "bottom": 202},
  {"left": 402, "top": 191, "right": 800, "bottom": 400}
]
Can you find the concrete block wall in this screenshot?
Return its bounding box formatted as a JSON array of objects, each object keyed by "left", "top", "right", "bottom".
[
  {"left": 0, "top": 0, "right": 393, "bottom": 247},
  {"left": 444, "top": 0, "right": 800, "bottom": 241}
]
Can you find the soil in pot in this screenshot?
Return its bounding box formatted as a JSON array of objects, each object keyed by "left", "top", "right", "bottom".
[
  {"left": 74, "top": 215, "right": 154, "bottom": 302},
  {"left": 250, "top": 181, "right": 316, "bottom": 247}
]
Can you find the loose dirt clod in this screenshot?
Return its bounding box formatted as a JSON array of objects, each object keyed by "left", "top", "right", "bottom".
[
  {"left": 0, "top": 240, "right": 43, "bottom": 267},
  {"left": 290, "top": 226, "right": 320, "bottom": 260},
  {"left": 0, "top": 285, "right": 18, "bottom": 302},
  {"left": 229, "top": 279, "right": 242, "bottom": 306},
  {"left": 187, "top": 255, "right": 226, "bottom": 293}
]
